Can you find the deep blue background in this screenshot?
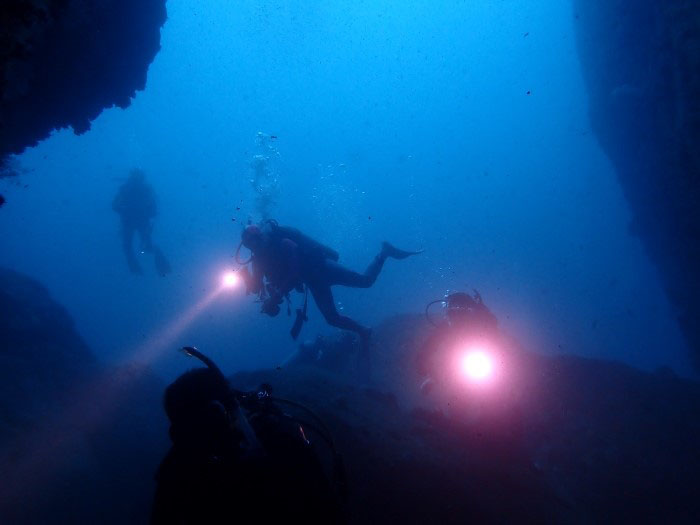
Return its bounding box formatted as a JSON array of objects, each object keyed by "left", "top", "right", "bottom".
[{"left": 0, "top": 0, "right": 692, "bottom": 382}]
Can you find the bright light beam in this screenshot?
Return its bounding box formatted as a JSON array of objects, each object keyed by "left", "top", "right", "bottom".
[
  {"left": 222, "top": 271, "right": 240, "bottom": 288},
  {"left": 461, "top": 350, "right": 494, "bottom": 382},
  {"left": 0, "top": 272, "right": 239, "bottom": 512}
]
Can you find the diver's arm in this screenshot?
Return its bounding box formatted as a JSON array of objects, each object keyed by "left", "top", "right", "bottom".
[{"left": 416, "top": 330, "right": 441, "bottom": 375}]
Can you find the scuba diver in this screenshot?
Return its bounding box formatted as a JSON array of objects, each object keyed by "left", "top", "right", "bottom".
[
  {"left": 112, "top": 169, "right": 171, "bottom": 276},
  {"left": 236, "top": 220, "right": 422, "bottom": 346},
  {"left": 151, "top": 347, "right": 345, "bottom": 524},
  {"left": 417, "top": 290, "right": 499, "bottom": 394}
]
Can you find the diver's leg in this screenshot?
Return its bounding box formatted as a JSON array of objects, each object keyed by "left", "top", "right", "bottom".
[
  {"left": 309, "top": 283, "right": 371, "bottom": 338},
  {"left": 138, "top": 221, "right": 154, "bottom": 253},
  {"left": 324, "top": 242, "right": 422, "bottom": 289},
  {"left": 309, "top": 283, "right": 372, "bottom": 380},
  {"left": 121, "top": 225, "right": 142, "bottom": 274},
  {"left": 323, "top": 256, "right": 385, "bottom": 288}
]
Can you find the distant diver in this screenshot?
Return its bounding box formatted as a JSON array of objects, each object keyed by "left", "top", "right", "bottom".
[
  {"left": 236, "top": 219, "right": 422, "bottom": 347},
  {"left": 417, "top": 290, "right": 499, "bottom": 394},
  {"left": 112, "top": 168, "right": 171, "bottom": 276},
  {"left": 151, "top": 346, "right": 344, "bottom": 524}
]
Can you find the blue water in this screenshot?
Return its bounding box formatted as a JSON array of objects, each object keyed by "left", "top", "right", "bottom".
[{"left": 0, "top": 0, "right": 692, "bottom": 381}]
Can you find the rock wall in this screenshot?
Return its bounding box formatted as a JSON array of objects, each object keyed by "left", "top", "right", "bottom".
[
  {"left": 573, "top": 0, "right": 700, "bottom": 367},
  {"left": 0, "top": 268, "right": 167, "bottom": 524},
  {"left": 243, "top": 315, "right": 700, "bottom": 523},
  {"left": 0, "top": 0, "right": 167, "bottom": 172},
  {"left": 2, "top": 273, "right": 698, "bottom": 522}
]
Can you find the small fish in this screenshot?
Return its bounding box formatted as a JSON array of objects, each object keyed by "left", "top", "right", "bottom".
[
  {"left": 0, "top": 194, "right": 5, "bottom": 207},
  {"left": 526, "top": 90, "right": 531, "bottom": 95},
  {"left": 270, "top": 135, "right": 278, "bottom": 140},
  {"left": 524, "top": 32, "right": 529, "bottom": 37}
]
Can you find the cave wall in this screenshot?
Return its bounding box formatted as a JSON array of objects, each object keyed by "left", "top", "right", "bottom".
[
  {"left": 0, "top": 268, "right": 167, "bottom": 523},
  {"left": 573, "top": 0, "right": 700, "bottom": 367},
  {"left": 0, "top": 0, "right": 167, "bottom": 174}
]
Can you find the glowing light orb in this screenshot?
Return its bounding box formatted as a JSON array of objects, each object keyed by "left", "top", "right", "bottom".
[
  {"left": 461, "top": 350, "right": 493, "bottom": 381},
  {"left": 222, "top": 271, "right": 240, "bottom": 288}
]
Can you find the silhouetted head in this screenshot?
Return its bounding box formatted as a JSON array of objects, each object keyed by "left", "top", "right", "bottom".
[
  {"left": 164, "top": 368, "right": 241, "bottom": 453},
  {"left": 241, "top": 224, "right": 264, "bottom": 251},
  {"left": 446, "top": 292, "right": 477, "bottom": 325}
]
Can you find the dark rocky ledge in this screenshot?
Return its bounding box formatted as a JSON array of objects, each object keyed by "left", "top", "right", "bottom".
[
  {"left": 573, "top": 0, "right": 700, "bottom": 368},
  {"left": 0, "top": 267, "right": 166, "bottom": 524},
  {"left": 1, "top": 270, "right": 698, "bottom": 522},
  {"left": 237, "top": 315, "right": 700, "bottom": 523},
  {"left": 0, "top": 0, "right": 167, "bottom": 174}
]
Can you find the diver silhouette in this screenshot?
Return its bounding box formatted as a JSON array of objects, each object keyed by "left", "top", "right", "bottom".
[
  {"left": 417, "top": 291, "right": 499, "bottom": 394},
  {"left": 112, "top": 169, "right": 171, "bottom": 276},
  {"left": 151, "top": 348, "right": 344, "bottom": 524},
  {"left": 237, "top": 219, "right": 422, "bottom": 348}
]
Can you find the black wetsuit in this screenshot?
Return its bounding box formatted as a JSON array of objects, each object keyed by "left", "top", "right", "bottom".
[
  {"left": 303, "top": 256, "right": 386, "bottom": 335},
  {"left": 151, "top": 403, "right": 342, "bottom": 524},
  {"left": 250, "top": 223, "right": 387, "bottom": 337}
]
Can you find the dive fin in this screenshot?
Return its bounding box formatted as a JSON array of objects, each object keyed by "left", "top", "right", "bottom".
[{"left": 381, "top": 241, "right": 424, "bottom": 260}]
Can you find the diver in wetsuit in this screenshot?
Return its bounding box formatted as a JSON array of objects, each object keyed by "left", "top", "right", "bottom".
[
  {"left": 151, "top": 352, "right": 343, "bottom": 524},
  {"left": 417, "top": 291, "right": 499, "bottom": 394},
  {"left": 112, "top": 169, "right": 171, "bottom": 276},
  {"left": 238, "top": 220, "right": 422, "bottom": 345}
]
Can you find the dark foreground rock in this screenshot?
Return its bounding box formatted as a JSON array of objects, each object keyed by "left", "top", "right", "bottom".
[
  {"left": 2, "top": 270, "right": 698, "bottom": 523},
  {"left": 574, "top": 0, "right": 700, "bottom": 368},
  {"left": 237, "top": 315, "right": 700, "bottom": 523},
  {"left": 0, "top": 268, "right": 167, "bottom": 524},
  {"left": 0, "top": 0, "right": 167, "bottom": 171}
]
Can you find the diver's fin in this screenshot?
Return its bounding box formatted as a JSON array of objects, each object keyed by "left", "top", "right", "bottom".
[
  {"left": 381, "top": 241, "right": 424, "bottom": 260},
  {"left": 154, "top": 248, "right": 172, "bottom": 276}
]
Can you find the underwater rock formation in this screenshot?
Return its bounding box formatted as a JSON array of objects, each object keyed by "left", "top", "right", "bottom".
[
  {"left": 0, "top": 268, "right": 167, "bottom": 524},
  {"left": 2, "top": 277, "right": 698, "bottom": 522},
  {"left": 0, "top": 0, "right": 167, "bottom": 171},
  {"left": 240, "top": 315, "right": 700, "bottom": 523},
  {"left": 573, "top": 1, "right": 700, "bottom": 367}
]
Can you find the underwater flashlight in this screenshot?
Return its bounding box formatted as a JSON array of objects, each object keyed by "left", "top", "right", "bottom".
[
  {"left": 460, "top": 349, "right": 494, "bottom": 382},
  {"left": 222, "top": 271, "right": 240, "bottom": 288}
]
